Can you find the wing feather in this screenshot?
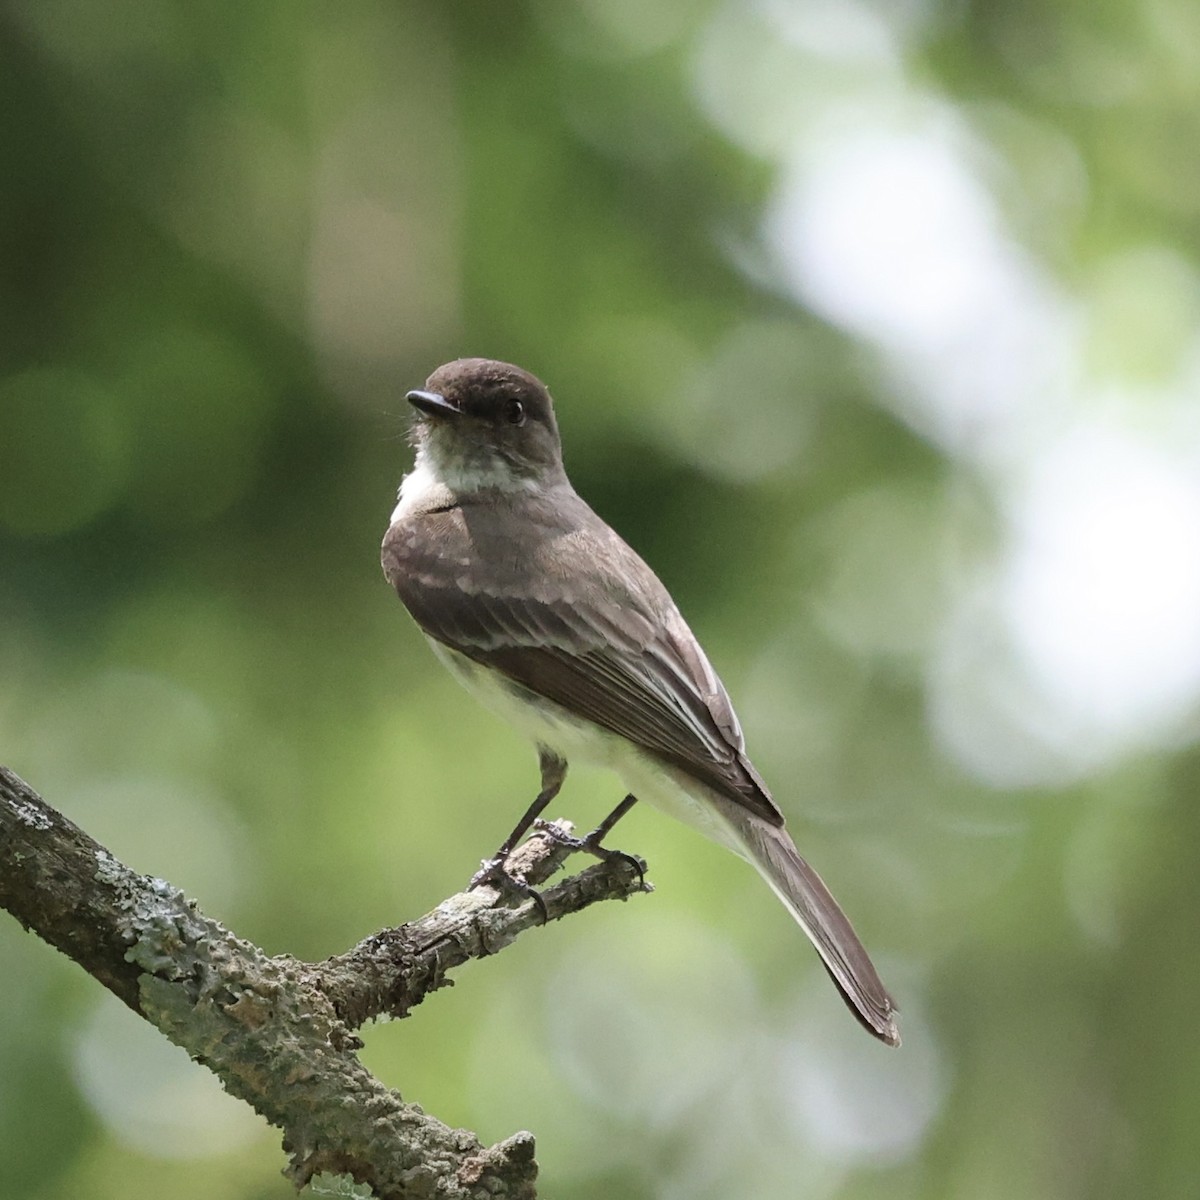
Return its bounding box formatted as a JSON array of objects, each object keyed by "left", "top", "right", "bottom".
[{"left": 383, "top": 503, "right": 783, "bottom": 825}]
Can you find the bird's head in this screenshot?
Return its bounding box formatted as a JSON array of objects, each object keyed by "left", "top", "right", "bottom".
[{"left": 407, "top": 358, "right": 565, "bottom": 491}]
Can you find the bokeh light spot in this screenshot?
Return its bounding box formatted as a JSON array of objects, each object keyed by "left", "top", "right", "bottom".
[
  {"left": 1003, "top": 423, "right": 1200, "bottom": 741},
  {"left": 779, "top": 978, "right": 947, "bottom": 1164}
]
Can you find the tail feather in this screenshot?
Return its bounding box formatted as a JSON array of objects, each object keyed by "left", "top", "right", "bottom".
[{"left": 737, "top": 816, "right": 900, "bottom": 1047}]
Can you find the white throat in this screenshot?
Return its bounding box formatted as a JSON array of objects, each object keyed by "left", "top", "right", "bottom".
[{"left": 391, "top": 436, "right": 539, "bottom": 522}]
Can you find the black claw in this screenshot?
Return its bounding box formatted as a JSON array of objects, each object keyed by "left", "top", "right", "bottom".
[
  {"left": 581, "top": 839, "right": 647, "bottom": 888},
  {"left": 597, "top": 846, "right": 647, "bottom": 888},
  {"left": 468, "top": 857, "right": 550, "bottom": 924},
  {"left": 532, "top": 818, "right": 647, "bottom": 887}
]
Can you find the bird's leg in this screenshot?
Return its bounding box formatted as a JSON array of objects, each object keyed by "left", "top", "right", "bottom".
[
  {"left": 587, "top": 793, "right": 639, "bottom": 845},
  {"left": 535, "top": 793, "right": 646, "bottom": 885},
  {"left": 468, "top": 747, "right": 567, "bottom": 920}
]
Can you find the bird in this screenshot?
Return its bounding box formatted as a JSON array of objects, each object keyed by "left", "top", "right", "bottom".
[{"left": 381, "top": 357, "right": 899, "bottom": 1046}]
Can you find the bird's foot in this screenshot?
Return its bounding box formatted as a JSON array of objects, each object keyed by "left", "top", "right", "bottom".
[
  {"left": 468, "top": 855, "right": 550, "bottom": 923},
  {"left": 533, "top": 819, "right": 648, "bottom": 888}
]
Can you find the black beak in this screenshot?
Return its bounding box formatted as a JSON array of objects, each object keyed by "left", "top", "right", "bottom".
[{"left": 406, "top": 389, "right": 460, "bottom": 419}]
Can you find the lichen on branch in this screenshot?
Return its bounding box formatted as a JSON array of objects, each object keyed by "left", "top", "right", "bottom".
[{"left": 0, "top": 765, "right": 649, "bottom": 1199}]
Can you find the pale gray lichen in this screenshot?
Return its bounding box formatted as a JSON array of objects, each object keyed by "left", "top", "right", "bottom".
[
  {"left": 12, "top": 799, "right": 52, "bottom": 830},
  {"left": 92, "top": 848, "right": 124, "bottom": 887},
  {"left": 304, "top": 1173, "right": 377, "bottom": 1198}
]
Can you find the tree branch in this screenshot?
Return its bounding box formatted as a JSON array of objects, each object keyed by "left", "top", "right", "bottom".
[{"left": 0, "top": 765, "right": 650, "bottom": 1198}]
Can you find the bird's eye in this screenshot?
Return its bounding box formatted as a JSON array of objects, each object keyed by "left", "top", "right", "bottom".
[{"left": 506, "top": 399, "right": 526, "bottom": 426}]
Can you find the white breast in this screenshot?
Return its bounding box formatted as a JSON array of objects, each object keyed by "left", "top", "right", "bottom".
[
  {"left": 427, "top": 638, "right": 745, "bottom": 855},
  {"left": 391, "top": 459, "right": 441, "bottom": 522}
]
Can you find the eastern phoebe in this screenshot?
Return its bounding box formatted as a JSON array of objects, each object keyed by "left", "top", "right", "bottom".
[{"left": 382, "top": 358, "right": 899, "bottom": 1046}]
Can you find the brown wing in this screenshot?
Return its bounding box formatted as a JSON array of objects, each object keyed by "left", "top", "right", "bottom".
[{"left": 382, "top": 499, "right": 784, "bottom": 826}]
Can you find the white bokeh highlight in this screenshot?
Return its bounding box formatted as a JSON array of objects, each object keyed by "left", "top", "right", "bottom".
[
  {"left": 778, "top": 976, "right": 947, "bottom": 1164},
  {"left": 1001, "top": 423, "right": 1200, "bottom": 742},
  {"left": 692, "top": 0, "right": 1200, "bottom": 789}
]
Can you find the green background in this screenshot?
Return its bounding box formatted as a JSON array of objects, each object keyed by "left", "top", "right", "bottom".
[{"left": 3, "top": 2, "right": 1199, "bottom": 1197}]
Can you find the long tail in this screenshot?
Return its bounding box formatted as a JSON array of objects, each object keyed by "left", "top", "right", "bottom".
[{"left": 736, "top": 814, "right": 900, "bottom": 1046}]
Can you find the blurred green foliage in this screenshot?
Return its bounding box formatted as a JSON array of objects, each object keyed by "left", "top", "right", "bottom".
[{"left": 3, "top": 2, "right": 1200, "bottom": 1198}]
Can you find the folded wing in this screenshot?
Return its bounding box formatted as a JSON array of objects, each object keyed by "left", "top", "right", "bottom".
[{"left": 383, "top": 507, "right": 783, "bottom": 826}]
